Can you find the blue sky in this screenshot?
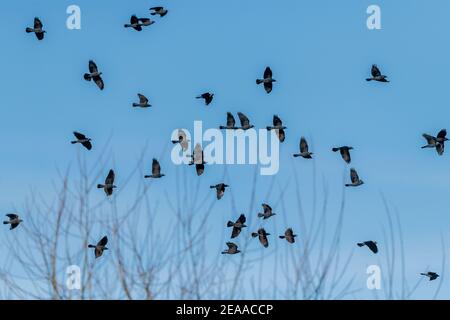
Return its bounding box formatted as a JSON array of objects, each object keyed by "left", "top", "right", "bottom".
[{"left": 1, "top": 0, "right": 450, "bottom": 299}]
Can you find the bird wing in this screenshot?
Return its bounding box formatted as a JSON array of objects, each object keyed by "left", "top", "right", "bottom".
[
  {"left": 231, "top": 226, "right": 242, "bottom": 238},
  {"left": 264, "top": 82, "right": 273, "bottom": 93},
  {"left": 6, "top": 214, "right": 18, "bottom": 220},
  {"left": 196, "top": 163, "right": 204, "bottom": 176},
  {"left": 152, "top": 158, "right": 161, "bottom": 175},
  {"left": 82, "top": 140, "right": 92, "bottom": 150},
  {"left": 34, "top": 17, "right": 43, "bottom": 29},
  {"left": 237, "top": 214, "right": 246, "bottom": 224},
  {"left": 130, "top": 15, "right": 139, "bottom": 24},
  {"left": 105, "top": 169, "right": 115, "bottom": 184},
  {"left": 93, "top": 76, "right": 104, "bottom": 90},
  {"left": 436, "top": 142, "right": 444, "bottom": 155},
  {"left": 151, "top": 7, "right": 163, "bottom": 11},
  {"left": 367, "top": 241, "right": 378, "bottom": 253},
  {"left": 237, "top": 112, "right": 250, "bottom": 127},
  {"left": 350, "top": 168, "right": 359, "bottom": 183},
  {"left": 277, "top": 129, "right": 285, "bottom": 142},
  {"left": 371, "top": 65, "right": 381, "bottom": 77},
  {"left": 423, "top": 134, "right": 436, "bottom": 145},
  {"left": 341, "top": 148, "right": 351, "bottom": 163},
  {"left": 300, "top": 137, "right": 308, "bottom": 153},
  {"left": 260, "top": 234, "right": 269, "bottom": 247},
  {"left": 437, "top": 129, "right": 447, "bottom": 140},
  {"left": 88, "top": 60, "right": 98, "bottom": 73},
  {"left": 262, "top": 203, "right": 272, "bottom": 214},
  {"left": 226, "top": 112, "right": 236, "bottom": 127},
  {"left": 98, "top": 236, "right": 108, "bottom": 247},
  {"left": 264, "top": 66, "right": 272, "bottom": 79},
  {"left": 285, "top": 228, "right": 293, "bottom": 238},
  {"left": 226, "top": 242, "right": 237, "bottom": 250},
  {"left": 193, "top": 144, "right": 203, "bottom": 164},
  {"left": 138, "top": 94, "right": 148, "bottom": 104},
  {"left": 273, "top": 115, "right": 282, "bottom": 127},
  {"left": 94, "top": 247, "right": 103, "bottom": 258},
  {"left": 139, "top": 18, "right": 151, "bottom": 24},
  {"left": 73, "top": 131, "right": 86, "bottom": 140}
]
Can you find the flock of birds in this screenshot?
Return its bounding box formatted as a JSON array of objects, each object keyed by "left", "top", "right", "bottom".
[{"left": 4, "top": 8, "right": 445, "bottom": 283}]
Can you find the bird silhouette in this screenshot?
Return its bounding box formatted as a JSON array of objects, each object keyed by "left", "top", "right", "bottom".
[
  {"left": 422, "top": 129, "right": 448, "bottom": 156},
  {"left": 97, "top": 169, "right": 116, "bottom": 196},
  {"left": 357, "top": 241, "right": 378, "bottom": 254},
  {"left": 171, "top": 129, "right": 189, "bottom": 151},
  {"left": 227, "top": 214, "right": 247, "bottom": 239},
  {"left": 256, "top": 66, "right": 276, "bottom": 93},
  {"left": 293, "top": 137, "right": 313, "bottom": 158},
  {"left": 345, "top": 168, "right": 364, "bottom": 187},
  {"left": 366, "top": 64, "right": 389, "bottom": 82},
  {"left": 210, "top": 183, "right": 229, "bottom": 200},
  {"left": 150, "top": 6, "right": 168, "bottom": 17},
  {"left": 3, "top": 214, "right": 23, "bottom": 230},
  {"left": 420, "top": 272, "right": 439, "bottom": 281},
  {"left": 84, "top": 60, "right": 104, "bottom": 90},
  {"left": 25, "top": 17, "right": 46, "bottom": 40},
  {"left": 144, "top": 159, "right": 165, "bottom": 178},
  {"left": 219, "top": 112, "right": 238, "bottom": 130},
  {"left": 257, "top": 203, "right": 276, "bottom": 220},
  {"left": 88, "top": 236, "right": 108, "bottom": 259},
  {"left": 266, "top": 115, "right": 286, "bottom": 142},
  {"left": 332, "top": 146, "right": 353, "bottom": 164},
  {"left": 124, "top": 15, "right": 154, "bottom": 31},
  {"left": 196, "top": 92, "right": 214, "bottom": 106},
  {"left": 279, "top": 228, "right": 297, "bottom": 244},
  {"left": 221, "top": 242, "right": 240, "bottom": 254},
  {"left": 132, "top": 94, "right": 151, "bottom": 108},
  {"left": 252, "top": 228, "right": 270, "bottom": 248},
  {"left": 71, "top": 132, "right": 92, "bottom": 150}
]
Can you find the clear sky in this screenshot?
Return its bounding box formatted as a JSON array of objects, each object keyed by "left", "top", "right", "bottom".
[{"left": 1, "top": 0, "right": 450, "bottom": 299}]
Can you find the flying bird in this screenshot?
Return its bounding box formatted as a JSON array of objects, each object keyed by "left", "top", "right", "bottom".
[
  {"left": 132, "top": 94, "right": 151, "bottom": 108},
  {"left": 256, "top": 67, "right": 276, "bottom": 93},
  {"left": 293, "top": 137, "right": 313, "bottom": 159},
  {"left": 210, "top": 183, "right": 229, "bottom": 200},
  {"left": 124, "top": 15, "right": 154, "bottom": 31},
  {"left": 84, "top": 60, "right": 104, "bottom": 90},
  {"left": 332, "top": 146, "right": 353, "bottom": 164},
  {"left": 267, "top": 115, "right": 286, "bottom": 142},
  {"left": 188, "top": 143, "right": 206, "bottom": 176},
  {"left": 219, "top": 112, "right": 238, "bottom": 130},
  {"left": 422, "top": 129, "right": 448, "bottom": 156},
  {"left": 25, "top": 17, "right": 46, "bottom": 40},
  {"left": 366, "top": 64, "right": 389, "bottom": 82},
  {"left": 97, "top": 169, "right": 116, "bottom": 196},
  {"left": 421, "top": 272, "right": 440, "bottom": 281},
  {"left": 221, "top": 242, "right": 240, "bottom": 254},
  {"left": 3, "top": 214, "right": 23, "bottom": 230},
  {"left": 252, "top": 228, "right": 270, "bottom": 248},
  {"left": 171, "top": 129, "right": 189, "bottom": 151},
  {"left": 196, "top": 92, "right": 214, "bottom": 106},
  {"left": 150, "top": 7, "right": 168, "bottom": 17},
  {"left": 257, "top": 203, "right": 276, "bottom": 220},
  {"left": 279, "top": 228, "right": 297, "bottom": 244},
  {"left": 88, "top": 236, "right": 108, "bottom": 259},
  {"left": 345, "top": 168, "right": 364, "bottom": 187},
  {"left": 71, "top": 131, "right": 92, "bottom": 150},
  {"left": 144, "top": 159, "right": 165, "bottom": 178},
  {"left": 237, "top": 112, "right": 254, "bottom": 130},
  {"left": 357, "top": 241, "right": 378, "bottom": 254},
  {"left": 227, "top": 214, "right": 247, "bottom": 239}
]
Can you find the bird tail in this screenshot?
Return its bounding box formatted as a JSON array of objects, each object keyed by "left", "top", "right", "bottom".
[
  {"left": 227, "top": 221, "right": 234, "bottom": 227},
  {"left": 210, "top": 185, "right": 216, "bottom": 189},
  {"left": 279, "top": 236, "right": 285, "bottom": 239},
  {"left": 124, "top": 24, "right": 132, "bottom": 28},
  {"left": 84, "top": 73, "right": 92, "bottom": 81},
  {"left": 357, "top": 243, "right": 364, "bottom": 247},
  {"left": 420, "top": 273, "right": 427, "bottom": 276},
  {"left": 97, "top": 184, "right": 104, "bottom": 189},
  {"left": 251, "top": 233, "right": 258, "bottom": 238},
  {"left": 266, "top": 126, "right": 273, "bottom": 131},
  {"left": 171, "top": 140, "right": 179, "bottom": 144},
  {"left": 257, "top": 213, "right": 264, "bottom": 218},
  {"left": 256, "top": 79, "right": 263, "bottom": 84},
  {"left": 345, "top": 184, "right": 351, "bottom": 187},
  {"left": 195, "top": 96, "right": 202, "bottom": 99},
  {"left": 132, "top": 103, "right": 139, "bottom": 107},
  {"left": 144, "top": 175, "right": 151, "bottom": 179},
  {"left": 332, "top": 148, "right": 339, "bottom": 152},
  {"left": 3, "top": 221, "right": 9, "bottom": 224},
  {"left": 26, "top": 27, "right": 34, "bottom": 33},
  {"left": 365, "top": 78, "right": 373, "bottom": 81},
  {"left": 70, "top": 141, "right": 77, "bottom": 144},
  {"left": 221, "top": 251, "right": 227, "bottom": 254},
  {"left": 150, "top": 12, "right": 157, "bottom": 15},
  {"left": 88, "top": 244, "right": 95, "bottom": 248},
  {"left": 293, "top": 154, "right": 300, "bottom": 157},
  {"left": 219, "top": 126, "right": 226, "bottom": 129}
]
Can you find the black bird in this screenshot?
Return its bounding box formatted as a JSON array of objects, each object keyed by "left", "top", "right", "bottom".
[
  {"left": 171, "top": 129, "right": 189, "bottom": 151},
  {"left": 97, "top": 169, "right": 116, "bottom": 196},
  {"left": 332, "top": 146, "right": 353, "bottom": 164},
  {"left": 237, "top": 112, "right": 254, "bottom": 130},
  {"left": 345, "top": 168, "right": 364, "bottom": 187},
  {"left": 210, "top": 183, "right": 229, "bottom": 200},
  {"left": 221, "top": 242, "right": 240, "bottom": 254},
  {"left": 420, "top": 272, "right": 439, "bottom": 281},
  {"left": 188, "top": 143, "right": 206, "bottom": 176},
  {"left": 293, "top": 137, "right": 313, "bottom": 158},
  {"left": 422, "top": 129, "right": 448, "bottom": 156},
  {"left": 357, "top": 241, "right": 378, "bottom": 254},
  {"left": 3, "top": 214, "right": 23, "bottom": 230},
  {"left": 227, "top": 214, "right": 247, "bottom": 239},
  {"left": 252, "top": 228, "right": 270, "bottom": 248},
  {"left": 71, "top": 131, "right": 92, "bottom": 150},
  {"left": 124, "top": 15, "right": 154, "bottom": 31},
  {"left": 84, "top": 60, "right": 104, "bottom": 90},
  {"left": 257, "top": 203, "right": 276, "bottom": 220},
  {"left": 256, "top": 67, "right": 276, "bottom": 93},
  {"left": 366, "top": 64, "right": 389, "bottom": 82},
  {"left": 144, "top": 159, "right": 165, "bottom": 178},
  {"left": 219, "top": 112, "right": 238, "bottom": 130},
  {"left": 88, "top": 236, "right": 108, "bottom": 259},
  {"left": 267, "top": 115, "right": 286, "bottom": 142},
  {"left": 196, "top": 92, "right": 214, "bottom": 106},
  {"left": 25, "top": 17, "right": 45, "bottom": 40},
  {"left": 132, "top": 94, "right": 151, "bottom": 108},
  {"left": 279, "top": 228, "right": 297, "bottom": 244},
  {"left": 150, "top": 6, "right": 168, "bottom": 17}
]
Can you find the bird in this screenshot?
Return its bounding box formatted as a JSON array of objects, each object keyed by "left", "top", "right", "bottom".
[
  {"left": 256, "top": 66, "right": 276, "bottom": 93},
  {"left": 420, "top": 272, "right": 440, "bottom": 281},
  {"left": 150, "top": 6, "right": 168, "bottom": 17},
  {"left": 332, "top": 146, "right": 353, "bottom": 164},
  {"left": 25, "top": 17, "right": 46, "bottom": 40},
  {"left": 210, "top": 183, "right": 229, "bottom": 200},
  {"left": 357, "top": 241, "right": 378, "bottom": 254},
  {"left": 219, "top": 112, "right": 238, "bottom": 130},
  {"left": 3, "top": 214, "right": 23, "bottom": 230},
  {"left": 171, "top": 129, "right": 189, "bottom": 151},
  {"left": 196, "top": 92, "right": 214, "bottom": 106},
  {"left": 88, "top": 236, "right": 108, "bottom": 259},
  {"left": 293, "top": 137, "right": 313, "bottom": 158},
  {"left": 345, "top": 168, "right": 364, "bottom": 187},
  {"left": 97, "top": 169, "right": 116, "bottom": 196},
  {"left": 188, "top": 143, "right": 206, "bottom": 176},
  {"left": 237, "top": 112, "right": 254, "bottom": 130},
  {"left": 221, "top": 242, "right": 240, "bottom": 254},
  {"left": 267, "top": 115, "right": 286, "bottom": 142},
  {"left": 252, "top": 228, "right": 270, "bottom": 248},
  {"left": 279, "top": 228, "right": 297, "bottom": 244},
  {"left": 71, "top": 132, "right": 92, "bottom": 150},
  {"left": 422, "top": 129, "right": 448, "bottom": 156},
  {"left": 132, "top": 94, "right": 151, "bottom": 108},
  {"left": 257, "top": 203, "right": 276, "bottom": 220},
  {"left": 124, "top": 15, "right": 154, "bottom": 31},
  {"left": 366, "top": 64, "right": 389, "bottom": 82},
  {"left": 144, "top": 159, "right": 165, "bottom": 178},
  {"left": 227, "top": 214, "right": 247, "bottom": 239},
  {"left": 84, "top": 60, "right": 104, "bottom": 90}
]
